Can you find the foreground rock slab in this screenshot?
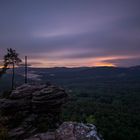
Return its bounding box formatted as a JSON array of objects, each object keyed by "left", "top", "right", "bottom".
[{"left": 26, "top": 122, "right": 102, "bottom": 140}]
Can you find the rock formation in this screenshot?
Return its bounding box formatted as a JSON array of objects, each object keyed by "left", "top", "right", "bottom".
[
  {"left": 0, "top": 83, "right": 102, "bottom": 140},
  {"left": 0, "top": 83, "right": 68, "bottom": 139},
  {"left": 26, "top": 122, "right": 102, "bottom": 140}
]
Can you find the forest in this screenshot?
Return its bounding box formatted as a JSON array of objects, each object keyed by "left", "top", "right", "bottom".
[{"left": 0, "top": 66, "right": 140, "bottom": 140}]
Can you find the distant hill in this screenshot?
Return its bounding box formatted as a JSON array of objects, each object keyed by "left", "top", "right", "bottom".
[{"left": 0, "top": 66, "right": 140, "bottom": 92}]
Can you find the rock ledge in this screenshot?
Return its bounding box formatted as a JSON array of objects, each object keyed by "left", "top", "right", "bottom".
[{"left": 26, "top": 122, "right": 103, "bottom": 140}]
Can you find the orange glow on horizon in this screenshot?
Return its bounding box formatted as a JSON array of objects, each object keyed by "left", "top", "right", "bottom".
[
  {"left": 1, "top": 55, "right": 137, "bottom": 68},
  {"left": 19, "top": 52, "right": 140, "bottom": 68},
  {"left": 27, "top": 58, "right": 116, "bottom": 68},
  {"left": 93, "top": 62, "right": 116, "bottom": 67}
]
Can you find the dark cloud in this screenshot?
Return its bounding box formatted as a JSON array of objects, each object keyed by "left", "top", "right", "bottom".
[{"left": 0, "top": 0, "right": 140, "bottom": 67}]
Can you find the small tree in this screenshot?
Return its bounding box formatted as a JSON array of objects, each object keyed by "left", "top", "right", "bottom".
[{"left": 4, "top": 48, "right": 22, "bottom": 90}]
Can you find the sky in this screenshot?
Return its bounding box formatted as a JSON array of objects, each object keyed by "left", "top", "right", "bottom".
[{"left": 0, "top": 0, "right": 140, "bottom": 67}]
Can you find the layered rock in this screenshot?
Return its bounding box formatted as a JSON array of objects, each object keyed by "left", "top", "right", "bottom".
[
  {"left": 0, "top": 83, "right": 68, "bottom": 139},
  {"left": 0, "top": 84, "right": 103, "bottom": 140}
]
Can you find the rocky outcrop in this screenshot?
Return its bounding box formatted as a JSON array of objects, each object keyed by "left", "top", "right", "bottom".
[
  {"left": 0, "top": 83, "right": 68, "bottom": 139},
  {"left": 26, "top": 122, "right": 102, "bottom": 140},
  {"left": 56, "top": 122, "right": 102, "bottom": 140},
  {"left": 0, "top": 84, "right": 103, "bottom": 140}
]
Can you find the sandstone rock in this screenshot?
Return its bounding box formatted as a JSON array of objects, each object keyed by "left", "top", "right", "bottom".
[
  {"left": 8, "top": 127, "right": 25, "bottom": 138},
  {"left": 0, "top": 84, "right": 103, "bottom": 140},
  {"left": 25, "top": 122, "right": 103, "bottom": 140},
  {"left": 0, "top": 83, "right": 68, "bottom": 139},
  {"left": 25, "top": 132, "right": 55, "bottom": 140},
  {"left": 55, "top": 122, "right": 102, "bottom": 140}
]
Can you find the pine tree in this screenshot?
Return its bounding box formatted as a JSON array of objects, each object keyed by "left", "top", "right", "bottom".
[{"left": 4, "top": 48, "right": 22, "bottom": 90}]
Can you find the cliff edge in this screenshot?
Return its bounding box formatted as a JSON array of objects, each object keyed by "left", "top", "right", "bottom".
[{"left": 0, "top": 83, "right": 102, "bottom": 140}]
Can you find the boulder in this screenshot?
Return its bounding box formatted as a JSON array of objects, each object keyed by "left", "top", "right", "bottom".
[
  {"left": 26, "top": 122, "right": 103, "bottom": 140},
  {"left": 56, "top": 122, "right": 102, "bottom": 140}
]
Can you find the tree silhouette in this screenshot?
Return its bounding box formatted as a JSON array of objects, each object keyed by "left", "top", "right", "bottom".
[{"left": 4, "top": 48, "right": 22, "bottom": 90}]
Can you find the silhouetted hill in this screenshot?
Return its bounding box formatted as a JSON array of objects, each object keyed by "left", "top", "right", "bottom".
[{"left": 0, "top": 66, "right": 140, "bottom": 92}]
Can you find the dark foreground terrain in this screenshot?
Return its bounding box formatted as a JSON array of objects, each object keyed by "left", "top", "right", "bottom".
[{"left": 0, "top": 66, "right": 140, "bottom": 140}]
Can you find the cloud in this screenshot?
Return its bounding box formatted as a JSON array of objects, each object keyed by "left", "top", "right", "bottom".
[
  {"left": 0, "top": 0, "right": 140, "bottom": 67},
  {"left": 103, "top": 57, "right": 140, "bottom": 67}
]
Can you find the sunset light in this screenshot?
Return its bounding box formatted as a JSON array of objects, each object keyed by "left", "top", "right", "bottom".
[
  {"left": 0, "top": 0, "right": 140, "bottom": 67},
  {"left": 0, "top": 1, "right": 140, "bottom": 140}
]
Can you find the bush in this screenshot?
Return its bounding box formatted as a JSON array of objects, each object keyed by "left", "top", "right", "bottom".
[{"left": 86, "top": 115, "right": 96, "bottom": 124}]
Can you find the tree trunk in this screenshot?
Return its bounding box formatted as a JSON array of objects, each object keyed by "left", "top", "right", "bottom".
[{"left": 12, "top": 63, "right": 15, "bottom": 90}]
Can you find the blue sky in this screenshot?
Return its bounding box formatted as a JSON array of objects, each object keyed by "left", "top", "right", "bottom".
[{"left": 0, "top": 0, "right": 140, "bottom": 67}]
